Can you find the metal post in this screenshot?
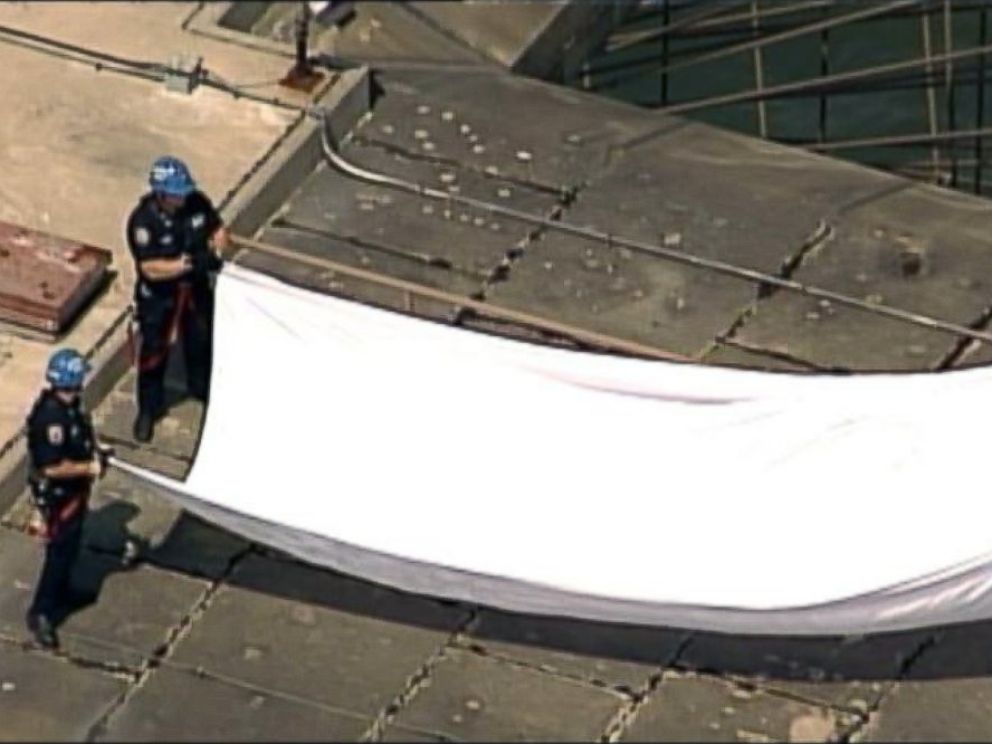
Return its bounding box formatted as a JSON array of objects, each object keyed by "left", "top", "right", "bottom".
[
  {"left": 819, "top": 7, "right": 830, "bottom": 144},
  {"left": 945, "top": 0, "right": 958, "bottom": 188},
  {"left": 660, "top": 0, "right": 670, "bottom": 106},
  {"left": 976, "top": 5, "right": 988, "bottom": 195},
  {"left": 750, "top": 0, "right": 769, "bottom": 138},
  {"left": 295, "top": 0, "right": 310, "bottom": 71},
  {"left": 921, "top": 5, "right": 941, "bottom": 184},
  {"left": 280, "top": 0, "right": 323, "bottom": 93}
]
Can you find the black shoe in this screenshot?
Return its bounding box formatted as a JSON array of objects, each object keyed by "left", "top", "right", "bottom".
[
  {"left": 133, "top": 412, "right": 154, "bottom": 443},
  {"left": 26, "top": 613, "right": 59, "bottom": 649}
]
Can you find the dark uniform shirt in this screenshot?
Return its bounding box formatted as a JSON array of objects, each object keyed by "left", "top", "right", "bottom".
[
  {"left": 26, "top": 390, "right": 96, "bottom": 493},
  {"left": 125, "top": 190, "right": 223, "bottom": 301}
]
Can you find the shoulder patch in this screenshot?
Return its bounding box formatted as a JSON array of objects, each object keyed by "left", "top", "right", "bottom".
[
  {"left": 133, "top": 226, "right": 151, "bottom": 247},
  {"left": 47, "top": 424, "right": 64, "bottom": 446},
  {"left": 190, "top": 213, "right": 206, "bottom": 229}
]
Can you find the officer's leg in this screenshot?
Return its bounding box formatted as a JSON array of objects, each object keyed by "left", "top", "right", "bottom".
[
  {"left": 29, "top": 538, "right": 64, "bottom": 620},
  {"left": 135, "top": 301, "right": 171, "bottom": 441},
  {"left": 183, "top": 288, "right": 214, "bottom": 401},
  {"left": 56, "top": 515, "right": 85, "bottom": 601}
]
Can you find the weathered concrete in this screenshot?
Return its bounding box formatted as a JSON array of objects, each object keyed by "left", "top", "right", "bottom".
[
  {"left": 679, "top": 629, "right": 933, "bottom": 712},
  {"left": 391, "top": 647, "right": 625, "bottom": 742},
  {"left": 97, "top": 666, "right": 371, "bottom": 742},
  {"left": 0, "top": 641, "right": 126, "bottom": 743},
  {"left": 464, "top": 609, "right": 686, "bottom": 692},
  {"left": 733, "top": 183, "right": 992, "bottom": 370},
  {"left": 862, "top": 679, "right": 992, "bottom": 742},
  {"left": 0, "top": 528, "right": 206, "bottom": 669},
  {"left": 3, "top": 2, "right": 992, "bottom": 741},
  {"left": 170, "top": 553, "right": 469, "bottom": 717},
  {"left": 624, "top": 671, "right": 857, "bottom": 742}
]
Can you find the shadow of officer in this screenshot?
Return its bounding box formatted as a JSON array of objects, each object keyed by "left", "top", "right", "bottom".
[
  {"left": 25, "top": 349, "right": 112, "bottom": 649},
  {"left": 48, "top": 499, "right": 151, "bottom": 627}
]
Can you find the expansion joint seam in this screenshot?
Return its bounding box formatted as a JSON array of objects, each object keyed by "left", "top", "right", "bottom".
[
  {"left": 451, "top": 201, "right": 566, "bottom": 326},
  {"left": 349, "top": 134, "right": 570, "bottom": 197},
  {"left": 82, "top": 544, "right": 254, "bottom": 742},
  {"left": 268, "top": 218, "right": 491, "bottom": 280},
  {"left": 451, "top": 638, "right": 638, "bottom": 699},
  {"left": 598, "top": 633, "right": 693, "bottom": 743},
  {"left": 837, "top": 633, "right": 939, "bottom": 743},
  {"left": 701, "top": 219, "right": 836, "bottom": 363},
  {"left": 0, "top": 630, "right": 139, "bottom": 682},
  {"left": 359, "top": 609, "right": 479, "bottom": 742},
  {"left": 935, "top": 298, "right": 992, "bottom": 370}
]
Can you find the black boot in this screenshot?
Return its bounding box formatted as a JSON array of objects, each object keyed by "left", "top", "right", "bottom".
[
  {"left": 133, "top": 411, "right": 154, "bottom": 443},
  {"left": 26, "top": 612, "right": 59, "bottom": 649}
]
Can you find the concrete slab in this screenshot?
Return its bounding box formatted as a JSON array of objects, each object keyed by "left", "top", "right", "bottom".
[
  {"left": 98, "top": 666, "right": 370, "bottom": 742},
  {"left": 490, "top": 237, "right": 760, "bottom": 358},
  {"left": 392, "top": 648, "right": 624, "bottom": 742},
  {"left": 491, "top": 120, "right": 904, "bottom": 360},
  {"left": 380, "top": 723, "right": 453, "bottom": 743},
  {"left": 0, "top": 528, "right": 206, "bottom": 669},
  {"left": 406, "top": 2, "right": 566, "bottom": 69},
  {"left": 170, "top": 553, "right": 470, "bottom": 717},
  {"left": 679, "top": 629, "right": 932, "bottom": 711},
  {"left": 701, "top": 342, "right": 819, "bottom": 372},
  {"left": 465, "top": 609, "right": 685, "bottom": 692},
  {"left": 0, "top": 0, "right": 300, "bottom": 471},
  {"left": 233, "top": 243, "right": 459, "bottom": 321},
  {"left": 342, "top": 139, "right": 561, "bottom": 217},
  {"left": 734, "top": 184, "right": 992, "bottom": 370},
  {"left": 862, "top": 680, "right": 992, "bottom": 742},
  {"left": 623, "top": 671, "right": 856, "bottom": 743},
  {"left": 273, "top": 158, "right": 540, "bottom": 283},
  {"left": 0, "top": 641, "right": 126, "bottom": 742},
  {"left": 357, "top": 68, "right": 666, "bottom": 191}
]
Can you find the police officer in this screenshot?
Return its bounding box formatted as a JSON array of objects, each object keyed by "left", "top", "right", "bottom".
[
  {"left": 126, "top": 156, "right": 228, "bottom": 443},
  {"left": 25, "top": 349, "right": 110, "bottom": 649}
]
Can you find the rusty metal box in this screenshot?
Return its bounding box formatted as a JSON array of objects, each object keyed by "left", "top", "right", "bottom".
[{"left": 0, "top": 221, "right": 113, "bottom": 338}]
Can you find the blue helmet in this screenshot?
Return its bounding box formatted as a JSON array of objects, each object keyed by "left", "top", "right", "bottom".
[
  {"left": 46, "top": 349, "right": 90, "bottom": 390},
  {"left": 149, "top": 156, "right": 196, "bottom": 198}
]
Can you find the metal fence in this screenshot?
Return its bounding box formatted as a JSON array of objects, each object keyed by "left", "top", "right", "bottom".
[{"left": 576, "top": 0, "right": 992, "bottom": 196}]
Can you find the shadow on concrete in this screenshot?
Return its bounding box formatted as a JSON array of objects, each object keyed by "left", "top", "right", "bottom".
[
  {"left": 58, "top": 500, "right": 149, "bottom": 627},
  {"left": 130, "top": 508, "right": 992, "bottom": 686}
]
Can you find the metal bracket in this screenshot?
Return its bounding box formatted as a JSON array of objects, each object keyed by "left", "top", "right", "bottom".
[{"left": 164, "top": 53, "right": 204, "bottom": 94}]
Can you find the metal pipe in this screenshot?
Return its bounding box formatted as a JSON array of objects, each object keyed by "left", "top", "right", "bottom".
[
  {"left": 944, "top": 0, "right": 959, "bottom": 187},
  {"left": 751, "top": 0, "right": 769, "bottom": 139},
  {"left": 819, "top": 6, "right": 830, "bottom": 144},
  {"left": 645, "top": 0, "right": 919, "bottom": 81},
  {"left": 801, "top": 125, "right": 992, "bottom": 152},
  {"left": 316, "top": 117, "right": 992, "bottom": 347},
  {"left": 921, "top": 6, "right": 941, "bottom": 182},
  {"left": 623, "top": 38, "right": 992, "bottom": 134},
  {"left": 976, "top": 4, "right": 988, "bottom": 194},
  {"left": 605, "top": 0, "right": 753, "bottom": 55}
]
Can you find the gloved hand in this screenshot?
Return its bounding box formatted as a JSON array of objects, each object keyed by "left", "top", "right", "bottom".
[
  {"left": 191, "top": 250, "right": 223, "bottom": 275},
  {"left": 96, "top": 445, "right": 115, "bottom": 477},
  {"left": 89, "top": 456, "right": 106, "bottom": 480}
]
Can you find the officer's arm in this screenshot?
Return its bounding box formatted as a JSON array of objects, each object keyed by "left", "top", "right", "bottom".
[
  {"left": 28, "top": 423, "right": 101, "bottom": 481},
  {"left": 208, "top": 226, "right": 230, "bottom": 254},
  {"left": 139, "top": 255, "right": 193, "bottom": 282},
  {"left": 42, "top": 459, "right": 101, "bottom": 480}
]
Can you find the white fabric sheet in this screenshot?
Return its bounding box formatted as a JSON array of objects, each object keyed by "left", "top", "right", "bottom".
[{"left": 117, "top": 263, "right": 992, "bottom": 635}]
